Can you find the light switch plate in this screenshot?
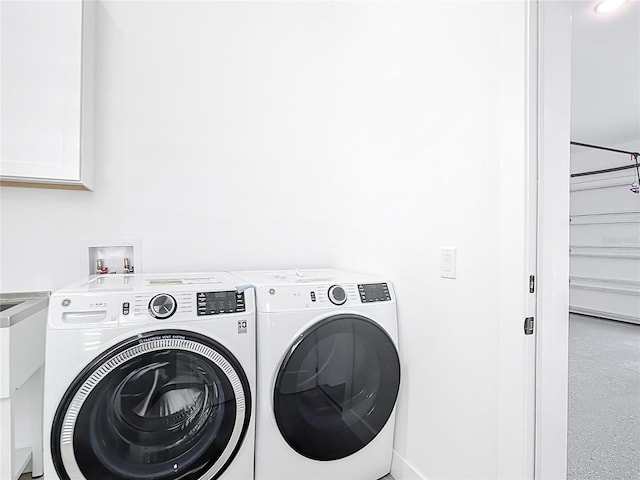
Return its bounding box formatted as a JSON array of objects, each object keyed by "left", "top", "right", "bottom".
[{"left": 441, "top": 247, "right": 457, "bottom": 279}]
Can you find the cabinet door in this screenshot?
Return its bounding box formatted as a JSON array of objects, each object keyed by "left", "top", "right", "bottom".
[{"left": 0, "top": 0, "right": 93, "bottom": 189}]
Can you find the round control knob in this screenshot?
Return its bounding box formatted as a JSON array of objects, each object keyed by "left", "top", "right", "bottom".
[
  {"left": 328, "top": 285, "right": 347, "bottom": 305},
  {"left": 148, "top": 294, "right": 177, "bottom": 319}
]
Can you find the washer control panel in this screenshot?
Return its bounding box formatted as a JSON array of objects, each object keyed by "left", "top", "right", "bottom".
[
  {"left": 197, "top": 291, "right": 246, "bottom": 316},
  {"left": 130, "top": 289, "right": 247, "bottom": 322},
  {"left": 358, "top": 283, "right": 391, "bottom": 303}
]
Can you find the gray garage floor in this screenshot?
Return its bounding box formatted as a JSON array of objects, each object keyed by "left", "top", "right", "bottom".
[{"left": 567, "top": 313, "right": 640, "bottom": 480}]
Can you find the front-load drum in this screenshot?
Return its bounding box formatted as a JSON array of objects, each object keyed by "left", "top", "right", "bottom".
[
  {"left": 50, "top": 330, "right": 251, "bottom": 480},
  {"left": 273, "top": 314, "right": 400, "bottom": 461}
]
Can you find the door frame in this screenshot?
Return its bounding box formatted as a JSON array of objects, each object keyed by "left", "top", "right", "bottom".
[{"left": 534, "top": 1, "right": 572, "bottom": 479}]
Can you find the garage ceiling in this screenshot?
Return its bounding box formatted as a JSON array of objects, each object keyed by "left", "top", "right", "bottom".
[{"left": 570, "top": 0, "right": 640, "bottom": 148}]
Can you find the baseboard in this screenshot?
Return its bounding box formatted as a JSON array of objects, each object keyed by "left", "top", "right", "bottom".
[{"left": 391, "top": 450, "right": 427, "bottom": 480}]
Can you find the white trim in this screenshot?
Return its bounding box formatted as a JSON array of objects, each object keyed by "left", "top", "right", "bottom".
[
  {"left": 496, "top": 1, "right": 537, "bottom": 477},
  {"left": 535, "top": 2, "right": 571, "bottom": 479},
  {"left": 524, "top": 2, "right": 539, "bottom": 477},
  {"left": 391, "top": 450, "right": 427, "bottom": 480}
]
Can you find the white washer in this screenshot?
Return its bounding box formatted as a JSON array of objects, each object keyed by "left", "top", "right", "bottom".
[
  {"left": 232, "top": 269, "right": 401, "bottom": 480},
  {"left": 43, "top": 273, "right": 255, "bottom": 480}
]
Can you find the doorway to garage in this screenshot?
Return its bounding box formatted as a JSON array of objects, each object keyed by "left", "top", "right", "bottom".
[{"left": 567, "top": 1, "right": 640, "bottom": 478}]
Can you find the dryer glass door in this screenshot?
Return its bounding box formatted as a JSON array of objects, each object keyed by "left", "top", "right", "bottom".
[
  {"left": 274, "top": 314, "right": 400, "bottom": 461},
  {"left": 50, "top": 330, "right": 251, "bottom": 480}
]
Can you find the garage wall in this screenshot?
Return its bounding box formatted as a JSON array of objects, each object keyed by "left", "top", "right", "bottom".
[
  {"left": 570, "top": 140, "right": 640, "bottom": 324},
  {"left": 0, "top": 2, "right": 531, "bottom": 478}
]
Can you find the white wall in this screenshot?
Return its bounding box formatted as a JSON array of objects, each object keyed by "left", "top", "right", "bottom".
[{"left": 0, "top": 2, "right": 532, "bottom": 478}]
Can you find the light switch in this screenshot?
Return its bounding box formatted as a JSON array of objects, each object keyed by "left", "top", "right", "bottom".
[{"left": 441, "top": 247, "right": 457, "bottom": 279}]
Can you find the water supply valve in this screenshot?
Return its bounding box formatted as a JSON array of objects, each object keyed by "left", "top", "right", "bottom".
[
  {"left": 123, "top": 257, "right": 134, "bottom": 273},
  {"left": 96, "top": 259, "right": 108, "bottom": 275}
]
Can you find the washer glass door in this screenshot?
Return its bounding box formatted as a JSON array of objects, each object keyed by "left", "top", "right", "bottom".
[
  {"left": 274, "top": 314, "right": 400, "bottom": 461},
  {"left": 51, "top": 330, "right": 251, "bottom": 480}
]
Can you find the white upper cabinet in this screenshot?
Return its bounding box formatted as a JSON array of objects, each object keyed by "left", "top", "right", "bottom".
[{"left": 0, "top": 0, "right": 94, "bottom": 189}]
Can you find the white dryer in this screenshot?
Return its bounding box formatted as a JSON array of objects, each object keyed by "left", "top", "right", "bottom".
[
  {"left": 43, "top": 273, "right": 255, "bottom": 480},
  {"left": 232, "top": 269, "right": 401, "bottom": 480}
]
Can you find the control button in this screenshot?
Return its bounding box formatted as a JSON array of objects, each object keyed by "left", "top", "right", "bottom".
[
  {"left": 148, "top": 294, "right": 177, "bottom": 319},
  {"left": 122, "top": 302, "right": 130, "bottom": 315},
  {"left": 328, "top": 285, "right": 347, "bottom": 305},
  {"left": 310, "top": 291, "right": 316, "bottom": 302},
  {"left": 236, "top": 292, "right": 246, "bottom": 312}
]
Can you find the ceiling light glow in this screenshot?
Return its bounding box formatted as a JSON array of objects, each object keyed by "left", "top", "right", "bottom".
[{"left": 595, "top": 0, "right": 629, "bottom": 13}]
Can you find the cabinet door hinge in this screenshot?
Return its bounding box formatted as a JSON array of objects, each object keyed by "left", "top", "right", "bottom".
[
  {"left": 529, "top": 275, "right": 535, "bottom": 293},
  {"left": 524, "top": 317, "right": 535, "bottom": 335}
]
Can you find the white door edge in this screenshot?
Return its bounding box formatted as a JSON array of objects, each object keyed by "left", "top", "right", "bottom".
[{"left": 535, "top": 2, "right": 572, "bottom": 479}]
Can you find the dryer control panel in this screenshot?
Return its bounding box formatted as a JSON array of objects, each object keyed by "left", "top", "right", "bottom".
[{"left": 256, "top": 281, "right": 394, "bottom": 313}]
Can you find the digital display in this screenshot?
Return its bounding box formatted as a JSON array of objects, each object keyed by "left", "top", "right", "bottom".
[
  {"left": 197, "top": 291, "right": 245, "bottom": 315},
  {"left": 358, "top": 283, "right": 391, "bottom": 303}
]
